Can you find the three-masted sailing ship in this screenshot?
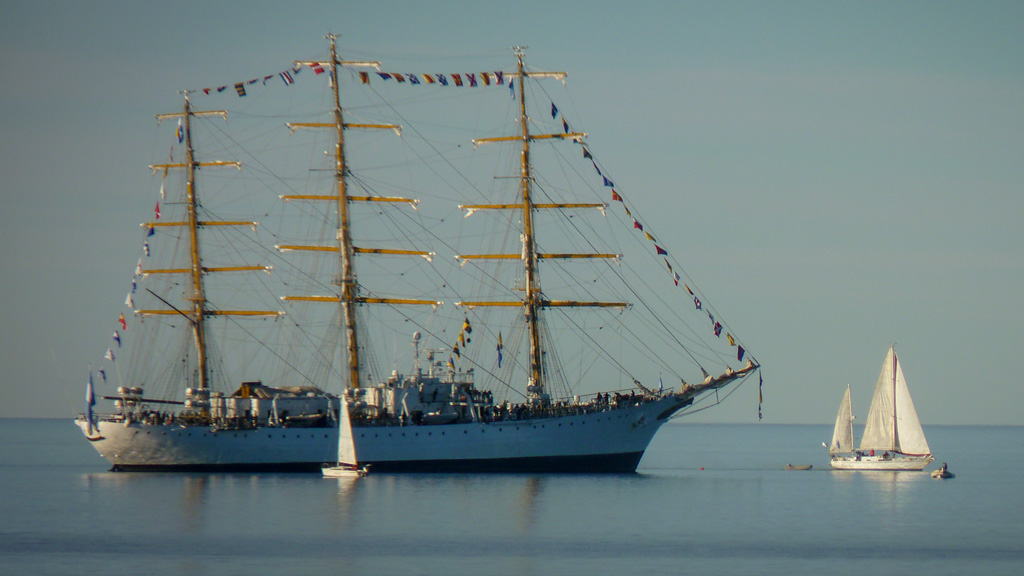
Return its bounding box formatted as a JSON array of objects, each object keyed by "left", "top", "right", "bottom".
[
  {"left": 828, "top": 346, "right": 933, "bottom": 471},
  {"left": 77, "top": 36, "right": 760, "bottom": 472}
]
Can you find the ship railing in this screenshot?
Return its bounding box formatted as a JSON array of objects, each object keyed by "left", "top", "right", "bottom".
[{"left": 357, "top": 392, "right": 665, "bottom": 427}]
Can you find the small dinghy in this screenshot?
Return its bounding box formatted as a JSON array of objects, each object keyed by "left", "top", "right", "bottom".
[
  {"left": 931, "top": 463, "right": 954, "bottom": 479},
  {"left": 785, "top": 464, "right": 813, "bottom": 470}
]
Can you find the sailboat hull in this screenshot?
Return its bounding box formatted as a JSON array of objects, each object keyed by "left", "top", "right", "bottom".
[
  {"left": 830, "top": 455, "right": 933, "bottom": 471},
  {"left": 77, "top": 395, "right": 687, "bottom": 473}
]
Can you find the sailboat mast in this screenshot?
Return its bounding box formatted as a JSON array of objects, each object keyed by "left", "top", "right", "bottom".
[
  {"left": 846, "top": 384, "right": 854, "bottom": 449},
  {"left": 513, "top": 47, "right": 544, "bottom": 396},
  {"left": 325, "top": 34, "right": 362, "bottom": 391},
  {"left": 181, "top": 96, "right": 210, "bottom": 390},
  {"left": 891, "top": 347, "right": 899, "bottom": 452}
]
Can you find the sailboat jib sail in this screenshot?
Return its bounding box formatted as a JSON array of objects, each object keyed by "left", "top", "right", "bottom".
[
  {"left": 829, "top": 385, "right": 854, "bottom": 455},
  {"left": 828, "top": 346, "right": 933, "bottom": 471},
  {"left": 75, "top": 37, "right": 761, "bottom": 472}
]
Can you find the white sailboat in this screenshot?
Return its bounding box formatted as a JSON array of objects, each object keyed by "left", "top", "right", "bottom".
[
  {"left": 828, "top": 346, "right": 934, "bottom": 471},
  {"left": 322, "top": 396, "right": 366, "bottom": 477},
  {"left": 76, "top": 36, "right": 761, "bottom": 472}
]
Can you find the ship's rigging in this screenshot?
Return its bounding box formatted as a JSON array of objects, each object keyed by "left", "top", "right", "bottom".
[{"left": 76, "top": 37, "right": 760, "bottom": 472}]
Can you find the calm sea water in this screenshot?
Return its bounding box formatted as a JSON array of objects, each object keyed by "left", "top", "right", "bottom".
[{"left": 1, "top": 419, "right": 1021, "bottom": 576}]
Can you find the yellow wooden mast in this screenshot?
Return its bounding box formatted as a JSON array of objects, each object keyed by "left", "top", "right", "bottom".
[
  {"left": 457, "top": 48, "right": 627, "bottom": 402},
  {"left": 146, "top": 97, "right": 281, "bottom": 391},
  {"left": 326, "top": 33, "right": 360, "bottom": 391},
  {"left": 284, "top": 34, "right": 438, "bottom": 390},
  {"left": 181, "top": 97, "right": 209, "bottom": 390}
]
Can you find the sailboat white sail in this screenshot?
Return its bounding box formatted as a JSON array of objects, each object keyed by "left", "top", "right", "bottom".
[
  {"left": 829, "top": 385, "right": 854, "bottom": 455},
  {"left": 860, "top": 346, "right": 931, "bottom": 456},
  {"left": 829, "top": 346, "right": 934, "bottom": 471}
]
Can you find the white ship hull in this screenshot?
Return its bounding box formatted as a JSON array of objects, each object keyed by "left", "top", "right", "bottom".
[
  {"left": 76, "top": 419, "right": 340, "bottom": 472},
  {"left": 77, "top": 395, "right": 688, "bottom": 473},
  {"left": 830, "top": 454, "right": 933, "bottom": 471},
  {"left": 351, "top": 396, "right": 684, "bottom": 472}
]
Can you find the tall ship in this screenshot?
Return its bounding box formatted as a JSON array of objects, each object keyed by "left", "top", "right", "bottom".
[
  {"left": 828, "top": 346, "right": 933, "bottom": 471},
  {"left": 76, "top": 36, "right": 760, "bottom": 472}
]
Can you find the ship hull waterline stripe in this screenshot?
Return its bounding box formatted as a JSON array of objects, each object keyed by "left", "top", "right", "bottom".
[{"left": 109, "top": 451, "right": 646, "bottom": 474}]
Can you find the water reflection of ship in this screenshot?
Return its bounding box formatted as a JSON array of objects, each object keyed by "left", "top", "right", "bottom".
[
  {"left": 515, "top": 476, "right": 544, "bottom": 534},
  {"left": 181, "top": 476, "right": 209, "bottom": 531},
  {"left": 81, "top": 472, "right": 210, "bottom": 531}
]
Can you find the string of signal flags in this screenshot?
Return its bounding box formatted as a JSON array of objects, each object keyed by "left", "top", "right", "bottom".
[{"left": 186, "top": 61, "right": 520, "bottom": 98}]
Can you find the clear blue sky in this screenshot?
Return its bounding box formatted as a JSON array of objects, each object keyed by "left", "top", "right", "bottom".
[{"left": 2, "top": 1, "right": 1022, "bottom": 424}]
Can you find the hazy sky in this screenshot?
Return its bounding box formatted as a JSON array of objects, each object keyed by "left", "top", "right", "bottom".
[{"left": 2, "top": 1, "right": 1022, "bottom": 425}]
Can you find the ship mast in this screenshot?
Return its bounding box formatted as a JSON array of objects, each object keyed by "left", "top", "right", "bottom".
[
  {"left": 514, "top": 47, "right": 544, "bottom": 393},
  {"left": 458, "top": 48, "right": 626, "bottom": 403},
  {"left": 182, "top": 97, "right": 209, "bottom": 389},
  {"left": 283, "top": 34, "right": 437, "bottom": 390},
  {"left": 328, "top": 34, "right": 361, "bottom": 392},
  {"left": 146, "top": 96, "right": 280, "bottom": 392}
]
